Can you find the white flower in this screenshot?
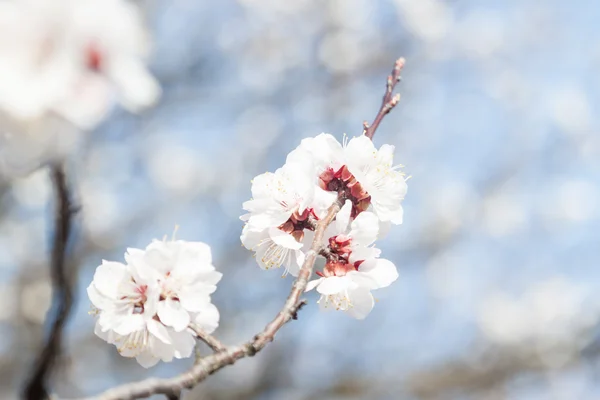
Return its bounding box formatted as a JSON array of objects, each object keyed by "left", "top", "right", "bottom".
[
  {"left": 305, "top": 201, "right": 398, "bottom": 319},
  {"left": 0, "top": 0, "right": 159, "bottom": 128},
  {"left": 345, "top": 135, "right": 407, "bottom": 225},
  {"left": 241, "top": 225, "right": 307, "bottom": 276},
  {"left": 126, "top": 240, "right": 222, "bottom": 333},
  {"left": 87, "top": 259, "right": 159, "bottom": 336},
  {"left": 288, "top": 133, "right": 407, "bottom": 225},
  {"left": 321, "top": 200, "right": 381, "bottom": 263},
  {"left": 306, "top": 258, "right": 398, "bottom": 320},
  {"left": 241, "top": 160, "right": 327, "bottom": 276},
  {"left": 88, "top": 238, "right": 221, "bottom": 367},
  {"left": 242, "top": 161, "right": 315, "bottom": 232}
]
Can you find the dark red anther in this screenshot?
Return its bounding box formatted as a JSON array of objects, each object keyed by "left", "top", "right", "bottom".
[{"left": 86, "top": 44, "right": 102, "bottom": 71}]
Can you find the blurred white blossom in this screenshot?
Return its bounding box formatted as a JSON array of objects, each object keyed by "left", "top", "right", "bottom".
[
  {"left": 306, "top": 201, "right": 398, "bottom": 319},
  {"left": 0, "top": 0, "right": 159, "bottom": 128}
]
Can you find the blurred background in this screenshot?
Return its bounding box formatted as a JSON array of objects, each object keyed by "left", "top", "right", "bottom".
[{"left": 1, "top": 0, "right": 600, "bottom": 399}]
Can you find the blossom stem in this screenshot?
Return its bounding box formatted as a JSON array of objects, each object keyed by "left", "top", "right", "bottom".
[
  {"left": 24, "top": 163, "right": 77, "bottom": 400},
  {"left": 67, "top": 196, "right": 344, "bottom": 400},
  {"left": 189, "top": 325, "right": 226, "bottom": 353},
  {"left": 363, "top": 57, "right": 405, "bottom": 140}
]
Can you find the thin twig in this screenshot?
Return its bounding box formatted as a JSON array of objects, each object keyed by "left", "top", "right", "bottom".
[
  {"left": 363, "top": 57, "right": 405, "bottom": 140},
  {"left": 69, "top": 196, "right": 344, "bottom": 400},
  {"left": 24, "top": 163, "right": 76, "bottom": 400},
  {"left": 189, "top": 325, "right": 226, "bottom": 353}
]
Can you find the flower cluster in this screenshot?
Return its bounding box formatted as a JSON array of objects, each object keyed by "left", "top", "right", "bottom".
[
  {"left": 0, "top": 0, "right": 159, "bottom": 129},
  {"left": 88, "top": 239, "right": 221, "bottom": 368},
  {"left": 241, "top": 133, "right": 407, "bottom": 319}
]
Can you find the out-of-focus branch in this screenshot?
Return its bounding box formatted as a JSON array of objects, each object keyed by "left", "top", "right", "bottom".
[
  {"left": 363, "top": 57, "right": 405, "bottom": 140},
  {"left": 24, "top": 163, "right": 77, "bottom": 400},
  {"left": 71, "top": 196, "right": 344, "bottom": 400},
  {"left": 189, "top": 325, "right": 226, "bottom": 353}
]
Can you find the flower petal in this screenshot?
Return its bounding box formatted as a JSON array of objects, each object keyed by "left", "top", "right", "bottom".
[
  {"left": 305, "top": 278, "right": 323, "bottom": 292},
  {"left": 93, "top": 261, "right": 128, "bottom": 298},
  {"left": 346, "top": 287, "right": 374, "bottom": 320},
  {"left": 358, "top": 258, "right": 398, "bottom": 289},
  {"left": 316, "top": 276, "right": 352, "bottom": 295},
  {"left": 194, "top": 302, "right": 220, "bottom": 334},
  {"left": 178, "top": 287, "right": 212, "bottom": 313},
  {"left": 269, "top": 228, "right": 303, "bottom": 250},
  {"left": 169, "top": 329, "right": 196, "bottom": 359},
  {"left": 349, "top": 211, "right": 379, "bottom": 246},
  {"left": 335, "top": 200, "right": 353, "bottom": 234},
  {"left": 157, "top": 299, "right": 190, "bottom": 332},
  {"left": 113, "top": 314, "right": 145, "bottom": 336},
  {"left": 136, "top": 351, "right": 160, "bottom": 368},
  {"left": 147, "top": 319, "right": 172, "bottom": 344}
]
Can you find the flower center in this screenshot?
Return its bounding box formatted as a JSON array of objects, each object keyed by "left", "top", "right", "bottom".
[
  {"left": 277, "top": 208, "right": 318, "bottom": 242},
  {"left": 86, "top": 43, "right": 102, "bottom": 71},
  {"left": 319, "top": 166, "right": 371, "bottom": 217},
  {"left": 122, "top": 283, "right": 148, "bottom": 314}
]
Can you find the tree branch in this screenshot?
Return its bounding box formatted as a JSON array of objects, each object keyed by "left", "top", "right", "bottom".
[
  {"left": 363, "top": 57, "right": 405, "bottom": 140},
  {"left": 24, "top": 163, "right": 77, "bottom": 400},
  {"left": 189, "top": 325, "right": 226, "bottom": 353},
  {"left": 70, "top": 196, "right": 344, "bottom": 400}
]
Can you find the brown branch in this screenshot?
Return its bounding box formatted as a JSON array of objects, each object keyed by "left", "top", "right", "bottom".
[
  {"left": 363, "top": 57, "right": 405, "bottom": 140},
  {"left": 24, "top": 163, "right": 77, "bottom": 400},
  {"left": 70, "top": 196, "right": 344, "bottom": 400},
  {"left": 189, "top": 325, "right": 226, "bottom": 353}
]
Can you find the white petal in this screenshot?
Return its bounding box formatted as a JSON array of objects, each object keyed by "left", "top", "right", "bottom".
[
  {"left": 345, "top": 135, "right": 376, "bottom": 171},
  {"left": 194, "top": 302, "right": 220, "bottom": 334},
  {"left": 136, "top": 351, "right": 160, "bottom": 368},
  {"left": 113, "top": 314, "right": 145, "bottom": 336},
  {"left": 349, "top": 246, "right": 381, "bottom": 264},
  {"left": 346, "top": 287, "right": 375, "bottom": 320},
  {"left": 169, "top": 329, "right": 196, "bottom": 359},
  {"left": 316, "top": 276, "right": 352, "bottom": 295},
  {"left": 349, "top": 211, "right": 379, "bottom": 246},
  {"left": 151, "top": 336, "right": 175, "bottom": 362},
  {"left": 290, "top": 249, "right": 305, "bottom": 276},
  {"left": 357, "top": 258, "right": 398, "bottom": 289},
  {"left": 269, "top": 228, "right": 303, "bottom": 250},
  {"left": 107, "top": 58, "right": 161, "bottom": 111},
  {"left": 377, "top": 144, "right": 395, "bottom": 165},
  {"left": 241, "top": 225, "right": 266, "bottom": 249},
  {"left": 143, "top": 244, "right": 172, "bottom": 275},
  {"left": 301, "top": 133, "right": 344, "bottom": 170},
  {"left": 93, "top": 261, "right": 128, "bottom": 298},
  {"left": 178, "top": 288, "right": 211, "bottom": 313},
  {"left": 176, "top": 241, "right": 212, "bottom": 266},
  {"left": 124, "top": 247, "right": 145, "bottom": 265},
  {"left": 305, "top": 278, "right": 323, "bottom": 292},
  {"left": 249, "top": 171, "right": 274, "bottom": 199},
  {"left": 314, "top": 188, "right": 338, "bottom": 216},
  {"left": 335, "top": 200, "right": 353, "bottom": 234},
  {"left": 147, "top": 319, "right": 172, "bottom": 344},
  {"left": 87, "top": 284, "right": 110, "bottom": 310},
  {"left": 94, "top": 321, "right": 112, "bottom": 342},
  {"left": 157, "top": 299, "right": 190, "bottom": 332},
  {"left": 246, "top": 209, "right": 290, "bottom": 231},
  {"left": 197, "top": 270, "right": 222, "bottom": 286}
]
